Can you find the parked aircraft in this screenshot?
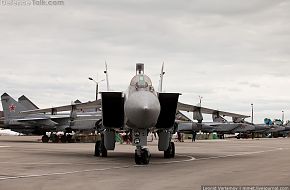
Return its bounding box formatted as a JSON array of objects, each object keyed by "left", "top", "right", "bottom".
[
  {"left": 1, "top": 93, "right": 102, "bottom": 142},
  {"left": 21, "top": 63, "right": 248, "bottom": 165},
  {"left": 261, "top": 119, "right": 290, "bottom": 137},
  {"left": 176, "top": 111, "right": 251, "bottom": 136},
  {"left": 234, "top": 119, "right": 290, "bottom": 138}
]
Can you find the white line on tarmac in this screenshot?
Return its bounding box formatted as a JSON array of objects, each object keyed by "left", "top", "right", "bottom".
[
  {"left": 150, "top": 154, "right": 196, "bottom": 165},
  {"left": 193, "top": 147, "right": 286, "bottom": 161},
  {"left": 0, "top": 165, "right": 131, "bottom": 181},
  {"left": 0, "top": 146, "right": 10, "bottom": 148},
  {"left": 0, "top": 147, "right": 287, "bottom": 181},
  {"left": 0, "top": 155, "right": 196, "bottom": 180},
  {"left": 0, "top": 161, "right": 123, "bottom": 165}
]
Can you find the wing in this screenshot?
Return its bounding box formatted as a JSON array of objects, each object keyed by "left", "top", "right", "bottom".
[
  {"left": 12, "top": 117, "right": 51, "bottom": 122},
  {"left": 175, "top": 111, "right": 192, "bottom": 123},
  {"left": 9, "top": 117, "right": 59, "bottom": 126},
  {"left": 20, "top": 99, "right": 101, "bottom": 115},
  {"left": 177, "top": 102, "right": 249, "bottom": 120}
]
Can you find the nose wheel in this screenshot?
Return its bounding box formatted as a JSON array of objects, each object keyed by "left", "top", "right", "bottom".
[{"left": 135, "top": 147, "right": 151, "bottom": 165}]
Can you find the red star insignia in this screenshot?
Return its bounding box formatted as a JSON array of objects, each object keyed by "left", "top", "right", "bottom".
[{"left": 9, "top": 104, "right": 16, "bottom": 112}]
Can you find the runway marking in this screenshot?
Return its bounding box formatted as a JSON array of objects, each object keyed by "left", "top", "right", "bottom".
[
  {"left": 0, "top": 155, "right": 196, "bottom": 180},
  {"left": 150, "top": 154, "right": 196, "bottom": 165},
  {"left": 0, "top": 161, "right": 123, "bottom": 166},
  {"left": 0, "top": 165, "right": 131, "bottom": 181},
  {"left": 193, "top": 147, "right": 286, "bottom": 161},
  {"left": 0, "top": 146, "right": 11, "bottom": 148},
  {"left": 0, "top": 147, "right": 287, "bottom": 181}
]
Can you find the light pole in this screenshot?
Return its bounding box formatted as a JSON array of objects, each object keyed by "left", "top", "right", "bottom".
[
  {"left": 282, "top": 110, "right": 284, "bottom": 124},
  {"left": 88, "top": 77, "right": 105, "bottom": 100},
  {"left": 198, "top": 96, "right": 203, "bottom": 107},
  {"left": 251, "top": 103, "right": 254, "bottom": 124}
]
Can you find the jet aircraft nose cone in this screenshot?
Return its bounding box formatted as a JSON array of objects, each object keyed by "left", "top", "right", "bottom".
[{"left": 125, "top": 91, "right": 160, "bottom": 129}]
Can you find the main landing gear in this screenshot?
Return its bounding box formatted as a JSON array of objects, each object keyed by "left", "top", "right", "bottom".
[
  {"left": 60, "top": 134, "right": 73, "bottom": 143},
  {"left": 94, "top": 134, "right": 107, "bottom": 157},
  {"left": 41, "top": 133, "right": 73, "bottom": 143},
  {"left": 164, "top": 142, "right": 175, "bottom": 158},
  {"left": 135, "top": 147, "right": 151, "bottom": 165}
]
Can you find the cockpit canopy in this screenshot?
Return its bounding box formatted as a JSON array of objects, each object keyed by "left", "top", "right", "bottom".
[{"left": 130, "top": 74, "right": 152, "bottom": 88}]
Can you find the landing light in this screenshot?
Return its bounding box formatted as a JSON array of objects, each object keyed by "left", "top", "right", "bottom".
[{"left": 134, "top": 138, "right": 140, "bottom": 144}]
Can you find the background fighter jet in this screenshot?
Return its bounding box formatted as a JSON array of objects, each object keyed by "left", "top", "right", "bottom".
[
  {"left": 251, "top": 119, "right": 290, "bottom": 138},
  {"left": 1, "top": 93, "right": 62, "bottom": 135},
  {"left": 229, "top": 118, "right": 290, "bottom": 139},
  {"left": 21, "top": 63, "right": 248, "bottom": 165},
  {"left": 1, "top": 93, "right": 102, "bottom": 142},
  {"left": 176, "top": 111, "right": 251, "bottom": 137}
]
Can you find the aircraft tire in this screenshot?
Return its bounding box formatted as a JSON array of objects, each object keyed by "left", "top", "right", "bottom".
[
  {"left": 100, "top": 134, "right": 107, "bottom": 157},
  {"left": 51, "top": 134, "right": 59, "bottom": 143},
  {"left": 170, "top": 142, "right": 175, "bottom": 158},
  {"left": 141, "top": 148, "right": 150, "bottom": 165},
  {"left": 42, "top": 135, "right": 49, "bottom": 143},
  {"left": 60, "top": 135, "right": 67, "bottom": 143},
  {"left": 164, "top": 149, "right": 170, "bottom": 158},
  {"left": 135, "top": 148, "right": 150, "bottom": 165},
  {"left": 94, "top": 141, "right": 101, "bottom": 157},
  {"left": 135, "top": 152, "right": 142, "bottom": 165},
  {"left": 164, "top": 142, "right": 174, "bottom": 159},
  {"left": 101, "top": 143, "right": 107, "bottom": 157},
  {"left": 67, "top": 134, "right": 73, "bottom": 143}
]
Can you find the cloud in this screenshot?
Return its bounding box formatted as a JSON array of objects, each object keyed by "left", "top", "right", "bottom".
[{"left": 1, "top": 0, "right": 290, "bottom": 123}]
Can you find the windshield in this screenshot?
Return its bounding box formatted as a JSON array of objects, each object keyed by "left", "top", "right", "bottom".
[{"left": 137, "top": 75, "right": 146, "bottom": 87}]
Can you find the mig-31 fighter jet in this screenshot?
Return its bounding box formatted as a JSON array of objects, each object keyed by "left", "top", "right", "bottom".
[{"left": 21, "top": 63, "right": 248, "bottom": 165}]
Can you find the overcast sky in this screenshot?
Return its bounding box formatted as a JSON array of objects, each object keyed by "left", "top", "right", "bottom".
[{"left": 1, "top": 0, "right": 290, "bottom": 123}]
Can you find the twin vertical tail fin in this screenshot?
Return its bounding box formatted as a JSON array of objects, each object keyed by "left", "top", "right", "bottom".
[
  {"left": 158, "top": 62, "right": 165, "bottom": 93},
  {"left": 212, "top": 113, "right": 228, "bottom": 123},
  {"left": 104, "top": 62, "right": 110, "bottom": 91},
  {"left": 104, "top": 62, "right": 163, "bottom": 92},
  {"left": 18, "top": 95, "right": 39, "bottom": 110},
  {"left": 1, "top": 93, "right": 27, "bottom": 123}
]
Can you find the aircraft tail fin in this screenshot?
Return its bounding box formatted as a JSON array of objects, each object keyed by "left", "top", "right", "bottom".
[
  {"left": 212, "top": 113, "right": 228, "bottom": 123},
  {"left": 104, "top": 62, "right": 110, "bottom": 91},
  {"left": 18, "top": 95, "right": 39, "bottom": 110},
  {"left": 1, "top": 93, "right": 28, "bottom": 124},
  {"left": 158, "top": 62, "right": 165, "bottom": 92}
]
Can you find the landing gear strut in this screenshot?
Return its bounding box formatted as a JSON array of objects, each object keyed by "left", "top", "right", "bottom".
[
  {"left": 164, "top": 142, "right": 175, "bottom": 158},
  {"left": 94, "top": 134, "right": 107, "bottom": 157},
  {"left": 135, "top": 147, "right": 151, "bottom": 165}
]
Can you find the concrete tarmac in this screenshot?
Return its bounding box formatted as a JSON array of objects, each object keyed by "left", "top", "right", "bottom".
[{"left": 0, "top": 136, "right": 289, "bottom": 190}]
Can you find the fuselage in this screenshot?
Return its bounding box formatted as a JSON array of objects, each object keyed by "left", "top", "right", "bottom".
[{"left": 124, "top": 73, "right": 161, "bottom": 129}]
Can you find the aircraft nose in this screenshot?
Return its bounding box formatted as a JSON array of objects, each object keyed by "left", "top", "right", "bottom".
[{"left": 125, "top": 91, "right": 160, "bottom": 129}]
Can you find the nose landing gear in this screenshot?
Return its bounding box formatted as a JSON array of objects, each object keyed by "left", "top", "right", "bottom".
[{"left": 135, "top": 147, "right": 151, "bottom": 165}]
